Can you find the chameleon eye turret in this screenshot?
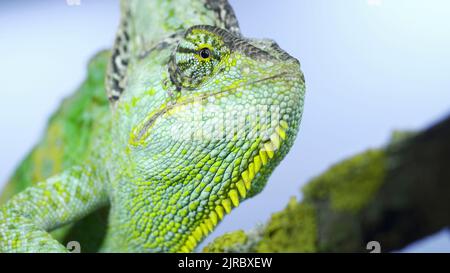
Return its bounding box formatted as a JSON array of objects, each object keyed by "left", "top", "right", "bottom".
[{"left": 168, "top": 26, "right": 231, "bottom": 90}]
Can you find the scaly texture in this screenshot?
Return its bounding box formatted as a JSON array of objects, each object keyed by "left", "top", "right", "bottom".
[{"left": 0, "top": 0, "right": 305, "bottom": 253}]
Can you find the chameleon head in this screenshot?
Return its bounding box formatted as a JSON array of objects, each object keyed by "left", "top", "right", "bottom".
[{"left": 116, "top": 25, "right": 305, "bottom": 252}]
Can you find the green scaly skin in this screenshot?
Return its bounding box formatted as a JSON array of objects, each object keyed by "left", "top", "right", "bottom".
[{"left": 0, "top": 0, "right": 305, "bottom": 253}]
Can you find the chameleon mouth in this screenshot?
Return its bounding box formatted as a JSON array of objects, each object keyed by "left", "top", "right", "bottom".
[
  {"left": 178, "top": 119, "right": 289, "bottom": 253},
  {"left": 130, "top": 72, "right": 291, "bottom": 146}
]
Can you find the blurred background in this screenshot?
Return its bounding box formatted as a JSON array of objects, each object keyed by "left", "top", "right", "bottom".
[{"left": 0, "top": 0, "right": 449, "bottom": 252}]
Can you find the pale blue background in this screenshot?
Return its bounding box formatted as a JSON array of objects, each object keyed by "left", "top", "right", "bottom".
[{"left": 0, "top": 0, "right": 449, "bottom": 252}]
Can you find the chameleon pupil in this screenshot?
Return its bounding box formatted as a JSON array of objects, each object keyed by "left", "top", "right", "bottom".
[{"left": 199, "top": 48, "right": 211, "bottom": 59}]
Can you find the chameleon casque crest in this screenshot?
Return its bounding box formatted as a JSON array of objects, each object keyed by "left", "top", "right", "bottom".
[{"left": 0, "top": 0, "right": 305, "bottom": 252}]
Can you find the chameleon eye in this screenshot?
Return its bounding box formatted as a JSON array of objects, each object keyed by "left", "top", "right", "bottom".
[
  {"left": 198, "top": 48, "right": 211, "bottom": 59},
  {"left": 168, "top": 27, "right": 230, "bottom": 90}
]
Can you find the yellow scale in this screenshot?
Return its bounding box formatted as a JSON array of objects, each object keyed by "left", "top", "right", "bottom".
[{"left": 179, "top": 120, "right": 289, "bottom": 252}]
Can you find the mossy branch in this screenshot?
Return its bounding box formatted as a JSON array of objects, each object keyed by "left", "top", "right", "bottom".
[{"left": 204, "top": 114, "right": 450, "bottom": 253}]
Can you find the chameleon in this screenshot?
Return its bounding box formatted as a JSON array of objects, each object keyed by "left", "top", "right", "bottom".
[{"left": 0, "top": 0, "right": 305, "bottom": 253}]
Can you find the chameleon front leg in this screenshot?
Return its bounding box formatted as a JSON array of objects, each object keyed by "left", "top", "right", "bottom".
[{"left": 0, "top": 166, "right": 108, "bottom": 253}]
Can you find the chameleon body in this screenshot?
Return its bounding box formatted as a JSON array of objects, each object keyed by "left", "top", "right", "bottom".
[{"left": 0, "top": 0, "right": 305, "bottom": 253}]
